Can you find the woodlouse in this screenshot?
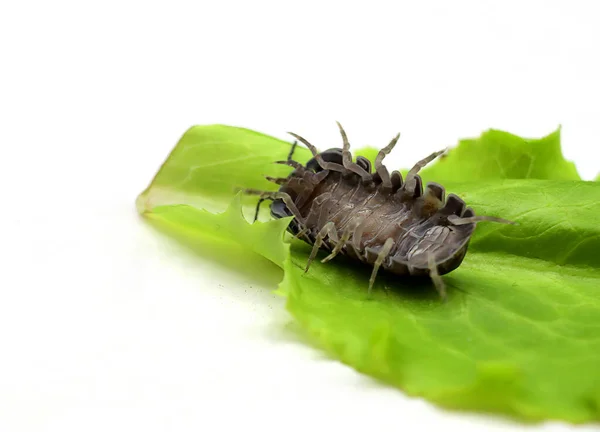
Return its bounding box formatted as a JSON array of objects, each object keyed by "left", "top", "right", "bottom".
[{"left": 246, "top": 123, "right": 514, "bottom": 299}]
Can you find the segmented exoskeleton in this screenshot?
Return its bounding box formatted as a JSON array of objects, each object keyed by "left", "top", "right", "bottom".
[{"left": 246, "top": 123, "right": 514, "bottom": 299}]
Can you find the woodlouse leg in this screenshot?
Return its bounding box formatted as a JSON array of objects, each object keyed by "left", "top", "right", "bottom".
[
  {"left": 264, "top": 175, "right": 288, "bottom": 185},
  {"left": 243, "top": 189, "right": 305, "bottom": 223},
  {"left": 287, "top": 132, "right": 318, "bottom": 156},
  {"left": 253, "top": 198, "right": 266, "bottom": 223},
  {"left": 297, "top": 192, "right": 332, "bottom": 245},
  {"left": 427, "top": 252, "right": 447, "bottom": 302},
  {"left": 305, "top": 222, "right": 337, "bottom": 273},
  {"left": 368, "top": 238, "right": 395, "bottom": 296},
  {"left": 304, "top": 192, "right": 332, "bottom": 229},
  {"left": 336, "top": 121, "right": 373, "bottom": 182},
  {"left": 309, "top": 169, "right": 329, "bottom": 185},
  {"left": 271, "top": 192, "right": 305, "bottom": 223},
  {"left": 287, "top": 140, "right": 298, "bottom": 161},
  {"left": 274, "top": 160, "right": 304, "bottom": 170},
  {"left": 351, "top": 211, "right": 387, "bottom": 251},
  {"left": 287, "top": 132, "right": 346, "bottom": 173},
  {"left": 374, "top": 133, "right": 401, "bottom": 190},
  {"left": 448, "top": 215, "right": 517, "bottom": 226},
  {"left": 293, "top": 226, "right": 309, "bottom": 240},
  {"left": 404, "top": 149, "right": 447, "bottom": 193},
  {"left": 321, "top": 226, "right": 353, "bottom": 263}
]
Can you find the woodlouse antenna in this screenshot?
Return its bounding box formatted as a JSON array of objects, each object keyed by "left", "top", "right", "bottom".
[
  {"left": 375, "top": 132, "right": 401, "bottom": 190},
  {"left": 448, "top": 215, "right": 517, "bottom": 226}
]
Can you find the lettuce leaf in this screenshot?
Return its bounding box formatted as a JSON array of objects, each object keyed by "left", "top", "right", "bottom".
[
  {"left": 137, "top": 124, "right": 600, "bottom": 423},
  {"left": 419, "top": 127, "right": 580, "bottom": 182}
]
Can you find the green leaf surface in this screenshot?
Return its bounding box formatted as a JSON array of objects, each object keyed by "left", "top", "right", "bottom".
[
  {"left": 419, "top": 127, "right": 580, "bottom": 183},
  {"left": 137, "top": 124, "right": 600, "bottom": 423},
  {"left": 148, "top": 194, "right": 292, "bottom": 269},
  {"left": 137, "top": 125, "right": 312, "bottom": 217}
]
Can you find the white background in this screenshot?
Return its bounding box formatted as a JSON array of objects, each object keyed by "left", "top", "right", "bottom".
[{"left": 1, "top": 1, "right": 599, "bottom": 431}]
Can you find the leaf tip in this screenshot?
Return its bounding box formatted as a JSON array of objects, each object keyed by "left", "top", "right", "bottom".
[{"left": 135, "top": 192, "right": 151, "bottom": 215}]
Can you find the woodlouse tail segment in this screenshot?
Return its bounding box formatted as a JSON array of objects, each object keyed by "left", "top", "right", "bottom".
[
  {"left": 375, "top": 133, "right": 401, "bottom": 190},
  {"left": 427, "top": 252, "right": 447, "bottom": 302},
  {"left": 336, "top": 121, "right": 372, "bottom": 182},
  {"left": 368, "top": 238, "right": 395, "bottom": 297},
  {"left": 448, "top": 214, "right": 517, "bottom": 226}
]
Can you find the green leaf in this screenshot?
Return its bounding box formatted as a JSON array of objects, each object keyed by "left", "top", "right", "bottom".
[
  {"left": 419, "top": 127, "right": 581, "bottom": 183},
  {"left": 137, "top": 124, "right": 312, "bottom": 217},
  {"left": 283, "top": 180, "right": 600, "bottom": 422},
  {"left": 147, "top": 194, "right": 292, "bottom": 268},
  {"left": 137, "top": 124, "right": 600, "bottom": 423}
]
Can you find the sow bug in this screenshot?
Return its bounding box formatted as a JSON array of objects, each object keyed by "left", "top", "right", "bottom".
[{"left": 246, "top": 123, "right": 515, "bottom": 300}]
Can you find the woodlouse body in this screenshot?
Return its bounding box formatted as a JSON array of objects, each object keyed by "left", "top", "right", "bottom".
[{"left": 248, "top": 123, "right": 513, "bottom": 299}]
